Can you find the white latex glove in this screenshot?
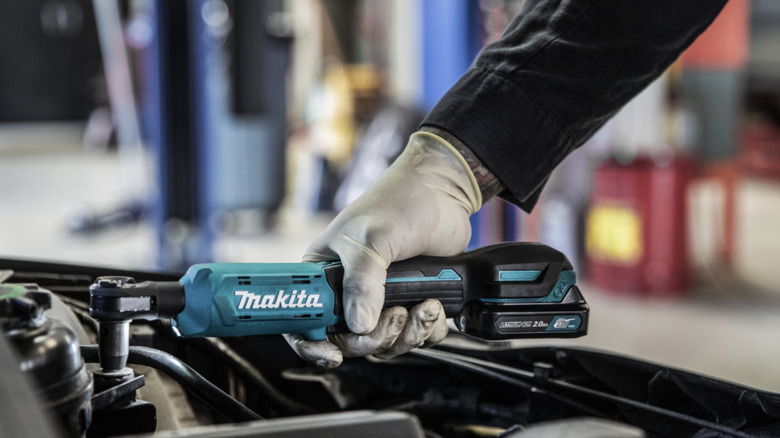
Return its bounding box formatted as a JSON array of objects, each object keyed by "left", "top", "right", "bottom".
[{"left": 284, "top": 131, "right": 481, "bottom": 368}]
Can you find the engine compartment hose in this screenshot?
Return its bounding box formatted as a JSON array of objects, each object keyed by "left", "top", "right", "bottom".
[
  {"left": 195, "top": 337, "right": 316, "bottom": 415},
  {"left": 81, "top": 345, "right": 262, "bottom": 422}
]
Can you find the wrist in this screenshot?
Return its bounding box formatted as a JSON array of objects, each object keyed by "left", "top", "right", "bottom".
[{"left": 417, "top": 126, "right": 505, "bottom": 204}]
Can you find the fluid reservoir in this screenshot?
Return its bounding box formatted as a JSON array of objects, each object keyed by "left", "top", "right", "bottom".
[{"left": 1, "top": 284, "right": 93, "bottom": 436}]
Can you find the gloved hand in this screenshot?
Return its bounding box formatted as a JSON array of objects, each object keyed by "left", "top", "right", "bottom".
[{"left": 284, "top": 131, "right": 481, "bottom": 368}]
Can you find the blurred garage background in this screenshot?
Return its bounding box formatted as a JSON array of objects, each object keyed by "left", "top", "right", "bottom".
[{"left": 3, "top": 0, "right": 780, "bottom": 393}]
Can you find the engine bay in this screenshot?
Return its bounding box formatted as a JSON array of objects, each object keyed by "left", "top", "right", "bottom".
[{"left": 3, "top": 258, "right": 780, "bottom": 438}]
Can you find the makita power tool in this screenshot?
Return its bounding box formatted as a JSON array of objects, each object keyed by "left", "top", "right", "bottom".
[{"left": 89, "top": 242, "right": 588, "bottom": 371}]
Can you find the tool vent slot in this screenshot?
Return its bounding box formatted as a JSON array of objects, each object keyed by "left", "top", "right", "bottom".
[
  {"left": 238, "top": 281, "right": 251, "bottom": 285},
  {"left": 292, "top": 275, "right": 311, "bottom": 285},
  {"left": 293, "top": 314, "right": 312, "bottom": 319}
]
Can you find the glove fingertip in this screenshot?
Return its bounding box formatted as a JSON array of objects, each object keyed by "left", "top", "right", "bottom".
[
  {"left": 423, "top": 312, "right": 449, "bottom": 347},
  {"left": 347, "top": 307, "right": 379, "bottom": 335},
  {"left": 283, "top": 334, "right": 344, "bottom": 368},
  {"left": 316, "top": 350, "right": 343, "bottom": 369}
]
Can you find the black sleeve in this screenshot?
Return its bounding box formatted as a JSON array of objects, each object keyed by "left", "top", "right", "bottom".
[{"left": 420, "top": 0, "right": 727, "bottom": 211}]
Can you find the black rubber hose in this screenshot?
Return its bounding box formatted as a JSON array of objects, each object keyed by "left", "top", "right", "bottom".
[
  {"left": 81, "top": 345, "right": 262, "bottom": 422},
  {"left": 412, "top": 349, "right": 756, "bottom": 438},
  {"left": 408, "top": 349, "right": 603, "bottom": 418},
  {"left": 196, "top": 337, "right": 316, "bottom": 415}
]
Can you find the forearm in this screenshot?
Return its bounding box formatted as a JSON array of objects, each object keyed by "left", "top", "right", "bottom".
[{"left": 421, "top": 0, "right": 727, "bottom": 211}]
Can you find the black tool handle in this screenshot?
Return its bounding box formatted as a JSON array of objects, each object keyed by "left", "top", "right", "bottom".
[{"left": 324, "top": 242, "right": 575, "bottom": 318}]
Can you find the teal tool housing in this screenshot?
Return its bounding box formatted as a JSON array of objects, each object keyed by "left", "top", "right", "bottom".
[{"left": 174, "top": 262, "right": 340, "bottom": 341}]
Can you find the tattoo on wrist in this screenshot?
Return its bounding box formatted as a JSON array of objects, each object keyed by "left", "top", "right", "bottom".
[{"left": 419, "top": 126, "right": 505, "bottom": 204}]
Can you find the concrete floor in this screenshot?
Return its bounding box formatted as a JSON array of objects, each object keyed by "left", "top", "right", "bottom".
[{"left": 3, "top": 133, "right": 780, "bottom": 394}]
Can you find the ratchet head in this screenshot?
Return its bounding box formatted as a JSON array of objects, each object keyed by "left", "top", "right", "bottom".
[{"left": 89, "top": 277, "right": 185, "bottom": 371}]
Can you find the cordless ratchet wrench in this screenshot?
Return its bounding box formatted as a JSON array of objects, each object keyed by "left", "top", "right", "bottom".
[{"left": 89, "top": 242, "right": 588, "bottom": 370}]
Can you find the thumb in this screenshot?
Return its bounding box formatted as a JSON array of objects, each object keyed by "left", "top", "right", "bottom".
[
  {"left": 332, "top": 238, "right": 389, "bottom": 335},
  {"left": 341, "top": 259, "right": 387, "bottom": 335},
  {"left": 303, "top": 230, "right": 390, "bottom": 335}
]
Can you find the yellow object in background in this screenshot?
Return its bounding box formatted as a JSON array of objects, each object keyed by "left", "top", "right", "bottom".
[
  {"left": 309, "top": 62, "right": 384, "bottom": 167},
  {"left": 586, "top": 204, "right": 643, "bottom": 266},
  {"left": 309, "top": 61, "right": 357, "bottom": 166}
]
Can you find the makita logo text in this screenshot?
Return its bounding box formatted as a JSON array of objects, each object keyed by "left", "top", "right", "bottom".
[{"left": 234, "top": 290, "right": 323, "bottom": 310}]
